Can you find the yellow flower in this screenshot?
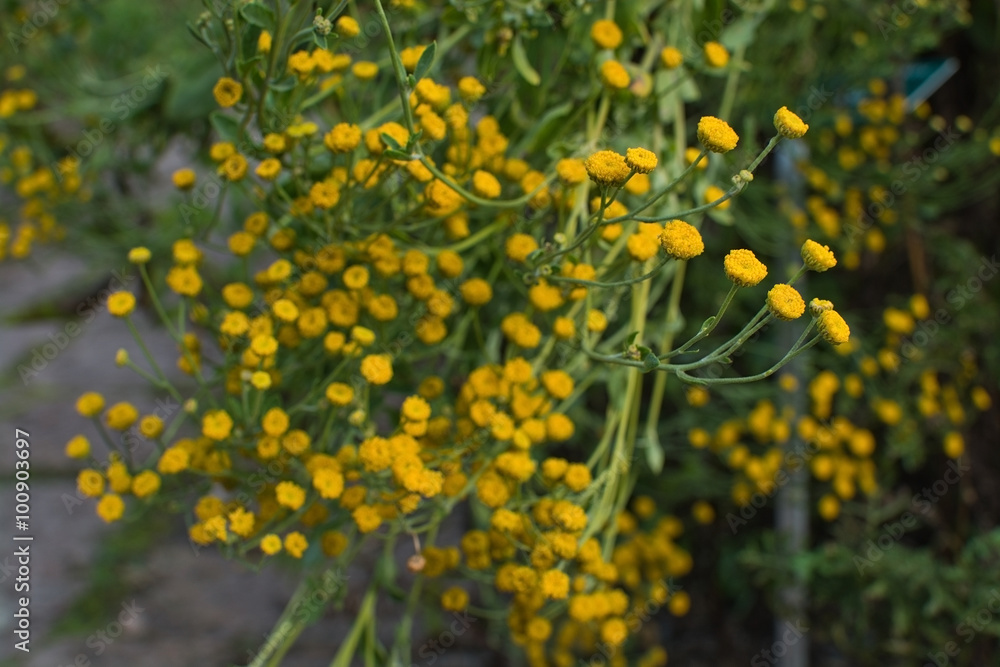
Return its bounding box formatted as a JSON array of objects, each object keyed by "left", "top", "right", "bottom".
[
  {"left": 555, "top": 158, "right": 587, "bottom": 186},
  {"left": 313, "top": 468, "right": 344, "bottom": 499},
  {"left": 724, "top": 249, "right": 768, "bottom": 287},
  {"left": 817, "top": 310, "right": 851, "bottom": 345},
  {"left": 352, "top": 61, "right": 378, "bottom": 80},
  {"left": 697, "top": 116, "right": 739, "bottom": 153},
  {"left": 703, "top": 41, "right": 729, "bottom": 68},
  {"left": 459, "top": 278, "right": 493, "bottom": 306},
  {"left": 669, "top": 590, "right": 691, "bottom": 616},
  {"left": 76, "top": 392, "right": 105, "bottom": 417},
  {"left": 325, "top": 123, "right": 362, "bottom": 152},
  {"left": 335, "top": 15, "right": 360, "bottom": 37},
  {"left": 584, "top": 150, "right": 631, "bottom": 187},
  {"left": 107, "top": 292, "right": 136, "bottom": 317},
  {"left": 257, "top": 30, "right": 272, "bottom": 53},
  {"left": 105, "top": 402, "right": 138, "bottom": 430},
  {"left": 132, "top": 471, "right": 161, "bottom": 498},
  {"left": 65, "top": 435, "right": 90, "bottom": 459},
  {"left": 284, "top": 531, "right": 308, "bottom": 558},
  {"left": 139, "top": 415, "right": 164, "bottom": 439},
  {"left": 275, "top": 481, "right": 306, "bottom": 510},
  {"left": 660, "top": 46, "right": 683, "bottom": 69},
  {"left": 599, "top": 60, "right": 630, "bottom": 90},
  {"left": 166, "top": 266, "right": 203, "bottom": 296},
  {"left": 360, "top": 354, "right": 393, "bottom": 385},
  {"left": 172, "top": 168, "right": 196, "bottom": 190},
  {"left": 78, "top": 469, "right": 104, "bottom": 497},
  {"left": 801, "top": 239, "right": 837, "bottom": 271},
  {"left": 471, "top": 170, "right": 501, "bottom": 199},
  {"left": 213, "top": 77, "right": 243, "bottom": 107},
  {"left": 774, "top": 106, "right": 809, "bottom": 139},
  {"left": 704, "top": 184, "right": 729, "bottom": 210},
  {"left": 562, "top": 463, "right": 592, "bottom": 492},
  {"left": 625, "top": 147, "right": 657, "bottom": 174},
  {"left": 157, "top": 446, "right": 189, "bottom": 474},
  {"left": 399, "top": 45, "right": 427, "bottom": 73},
  {"left": 128, "top": 246, "right": 151, "bottom": 264},
  {"left": 353, "top": 505, "right": 383, "bottom": 533},
  {"left": 441, "top": 586, "right": 469, "bottom": 612},
  {"left": 458, "top": 76, "right": 486, "bottom": 102},
  {"left": 325, "top": 382, "right": 354, "bottom": 406},
  {"left": 528, "top": 280, "right": 564, "bottom": 312},
  {"left": 766, "top": 284, "right": 806, "bottom": 320},
  {"left": 202, "top": 409, "right": 233, "bottom": 441},
  {"left": 505, "top": 233, "right": 539, "bottom": 263},
  {"left": 260, "top": 534, "right": 282, "bottom": 555},
  {"left": 590, "top": 19, "right": 623, "bottom": 49},
  {"left": 818, "top": 494, "right": 840, "bottom": 521},
  {"left": 658, "top": 220, "right": 704, "bottom": 260},
  {"left": 96, "top": 494, "right": 125, "bottom": 523}
]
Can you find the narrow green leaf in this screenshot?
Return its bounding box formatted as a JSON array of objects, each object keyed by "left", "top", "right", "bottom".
[
  {"left": 414, "top": 41, "right": 437, "bottom": 81},
  {"left": 380, "top": 132, "right": 403, "bottom": 151},
  {"left": 642, "top": 353, "right": 660, "bottom": 372},
  {"left": 209, "top": 110, "right": 240, "bottom": 144},
  {"left": 511, "top": 34, "right": 541, "bottom": 86},
  {"left": 383, "top": 149, "right": 413, "bottom": 161}
]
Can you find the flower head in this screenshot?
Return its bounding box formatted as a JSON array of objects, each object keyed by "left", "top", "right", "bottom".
[
  {"left": 212, "top": 77, "right": 243, "bottom": 108},
  {"left": 599, "top": 60, "right": 630, "bottom": 90},
  {"left": 660, "top": 46, "right": 683, "bottom": 69},
  {"left": 625, "top": 147, "right": 657, "bottom": 174},
  {"left": 766, "top": 284, "right": 806, "bottom": 320},
  {"left": 590, "top": 19, "right": 623, "bottom": 50},
  {"left": 703, "top": 41, "right": 729, "bottom": 68},
  {"left": 697, "top": 116, "right": 739, "bottom": 153},
  {"left": 801, "top": 239, "right": 837, "bottom": 272},
  {"left": 723, "top": 249, "right": 768, "bottom": 287},
  {"left": 584, "top": 150, "right": 631, "bottom": 187},
  {"left": 774, "top": 106, "right": 809, "bottom": 139},
  {"left": 817, "top": 310, "right": 851, "bottom": 345},
  {"left": 128, "top": 247, "right": 151, "bottom": 264},
  {"left": 658, "top": 220, "right": 704, "bottom": 260},
  {"left": 107, "top": 292, "right": 136, "bottom": 317}
]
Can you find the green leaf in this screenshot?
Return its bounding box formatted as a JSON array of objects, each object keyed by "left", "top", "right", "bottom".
[
  {"left": 380, "top": 132, "right": 403, "bottom": 151},
  {"left": 383, "top": 149, "right": 413, "bottom": 161},
  {"left": 642, "top": 353, "right": 660, "bottom": 373},
  {"left": 625, "top": 331, "right": 640, "bottom": 346},
  {"left": 209, "top": 110, "right": 240, "bottom": 144},
  {"left": 239, "top": 3, "right": 275, "bottom": 31},
  {"left": 313, "top": 33, "right": 328, "bottom": 50},
  {"left": 186, "top": 22, "right": 212, "bottom": 49},
  {"left": 511, "top": 34, "right": 541, "bottom": 86},
  {"left": 519, "top": 101, "right": 573, "bottom": 154},
  {"left": 414, "top": 41, "right": 437, "bottom": 81}
]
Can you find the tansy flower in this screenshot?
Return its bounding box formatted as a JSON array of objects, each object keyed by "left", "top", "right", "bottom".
[
  {"left": 275, "top": 481, "right": 306, "bottom": 510},
  {"left": 625, "top": 147, "right": 657, "bottom": 174},
  {"left": 335, "top": 15, "right": 360, "bottom": 37},
  {"left": 255, "top": 158, "right": 282, "bottom": 180},
  {"left": 131, "top": 470, "right": 161, "bottom": 499},
  {"left": 658, "top": 220, "right": 704, "bottom": 260},
  {"left": 257, "top": 31, "right": 272, "bottom": 54},
  {"left": 703, "top": 41, "right": 729, "bottom": 67},
  {"left": 139, "top": 415, "right": 164, "bottom": 439},
  {"left": 157, "top": 446, "right": 189, "bottom": 474},
  {"left": 563, "top": 463, "right": 592, "bottom": 492},
  {"left": 172, "top": 168, "right": 196, "bottom": 190},
  {"left": 801, "top": 239, "right": 837, "bottom": 271},
  {"left": 360, "top": 354, "right": 393, "bottom": 385},
  {"left": 441, "top": 587, "right": 469, "bottom": 612},
  {"left": 584, "top": 150, "right": 631, "bottom": 187},
  {"left": 107, "top": 292, "right": 135, "bottom": 317},
  {"left": 399, "top": 45, "right": 427, "bottom": 73},
  {"left": 105, "top": 402, "right": 138, "bottom": 430},
  {"left": 325, "top": 382, "right": 354, "bottom": 406},
  {"left": 774, "top": 106, "right": 809, "bottom": 139},
  {"left": 202, "top": 409, "right": 233, "bottom": 441},
  {"left": 213, "top": 77, "right": 243, "bottom": 107},
  {"left": 353, "top": 505, "right": 383, "bottom": 533},
  {"left": 809, "top": 298, "right": 834, "bottom": 316},
  {"left": 556, "top": 158, "right": 588, "bottom": 186},
  {"left": 78, "top": 469, "right": 104, "bottom": 497},
  {"left": 599, "top": 60, "right": 630, "bottom": 90},
  {"left": 724, "top": 249, "right": 768, "bottom": 287},
  {"left": 65, "top": 435, "right": 90, "bottom": 458},
  {"left": 76, "top": 392, "right": 105, "bottom": 417},
  {"left": 260, "top": 534, "right": 282, "bottom": 555},
  {"left": 313, "top": 469, "right": 344, "bottom": 499},
  {"left": 352, "top": 61, "right": 378, "bottom": 80},
  {"left": 166, "top": 266, "right": 203, "bottom": 296},
  {"left": 766, "top": 284, "right": 806, "bottom": 320},
  {"left": 96, "top": 494, "right": 125, "bottom": 523},
  {"left": 505, "top": 234, "right": 538, "bottom": 263},
  {"left": 325, "top": 123, "right": 362, "bottom": 152},
  {"left": 817, "top": 310, "right": 850, "bottom": 345},
  {"left": 660, "top": 46, "right": 683, "bottom": 69},
  {"left": 284, "top": 532, "right": 308, "bottom": 558},
  {"left": 471, "top": 170, "right": 501, "bottom": 199},
  {"left": 459, "top": 278, "right": 492, "bottom": 306},
  {"left": 697, "top": 116, "right": 739, "bottom": 153},
  {"left": 704, "top": 184, "right": 729, "bottom": 210},
  {"left": 128, "top": 246, "right": 151, "bottom": 264},
  {"left": 458, "top": 76, "right": 486, "bottom": 102},
  {"left": 590, "top": 19, "right": 623, "bottom": 49}
]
